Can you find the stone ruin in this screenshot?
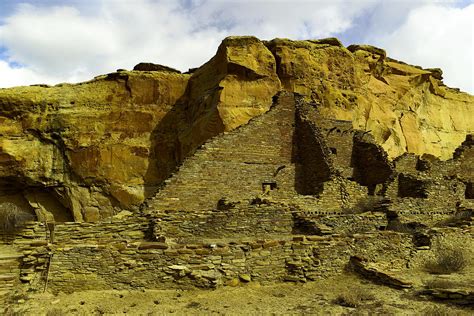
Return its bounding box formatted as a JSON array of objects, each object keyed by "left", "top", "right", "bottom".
[
  {"left": 0, "top": 36, "right": 472, "bottom": 306},
  {"left": 0, "top": 91, "right": 472, "bottom": 300}
]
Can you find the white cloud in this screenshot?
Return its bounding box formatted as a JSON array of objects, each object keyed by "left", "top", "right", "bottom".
[
  {"left": 0, "top": 0, "right": 227, "bottom": 86},
  {"left": 0, "top": 0, "right": 381, "bottom": 87},
  {"left": 372, "top": 4, "right": 473, "bottom": 93},
  {"left": 0, "top": 60, "right": 63, "bottom": 87},
  {"left": 190, "top": 0, "right": 377, "bottom": 39},
  {"left": 0, "top": 0, "right": 472, "bottom": 94}
]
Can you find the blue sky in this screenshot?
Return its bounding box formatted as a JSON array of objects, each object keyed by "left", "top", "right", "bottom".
[{"left": 0, "top": 0, "right": 473, "bottom": 93}]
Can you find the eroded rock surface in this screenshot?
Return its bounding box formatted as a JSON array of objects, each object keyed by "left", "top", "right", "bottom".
[{"left": 0, "top": 36, "right": 473, "bottom": 222}]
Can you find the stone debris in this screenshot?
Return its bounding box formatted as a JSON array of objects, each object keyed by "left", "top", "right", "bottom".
[
  {"left": 349, "top": 256, "right": 413, "bottom": 289},
  {"left": 420, "top": 288, "right": 474, "bottom": 306}
]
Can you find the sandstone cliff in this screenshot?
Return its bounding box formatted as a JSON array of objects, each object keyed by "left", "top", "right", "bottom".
[{"left": 0, "top": 36, "right": 472, "bottom": 222}]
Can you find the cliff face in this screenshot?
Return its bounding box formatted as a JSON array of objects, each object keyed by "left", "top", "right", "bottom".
[
  {"left": 265, "top": 38, "right": 472, "bottom": 159},
  {"left": 0, "top": 72, "right": 189, "bottom": 221},
  {"left": 0, "top": 36, "right": 472, "bottom": 221}
]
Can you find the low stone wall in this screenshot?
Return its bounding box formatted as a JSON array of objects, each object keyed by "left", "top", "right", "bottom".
[
  {"left": 2, "top": 202, "right": 470, "bottom": 299},
  {"left": 294, "top": 212, "right": 387, "bottom": 235},
  {"left": 1, "top": 214, "right": 415, "bottom": 296},
  {"left": 46, "top": 230, "right": 413, "bottom": 293},
  {"left": 157, "top": 203, "right": 293, "bottom": 241}
]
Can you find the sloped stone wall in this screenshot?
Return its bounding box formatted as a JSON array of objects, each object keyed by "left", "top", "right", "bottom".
[
  {"left": 149, "top": 92, "right": 298, "bottom": 211},
  {"left": 147, "top": 92, "right": 371, "bottom": 214}
]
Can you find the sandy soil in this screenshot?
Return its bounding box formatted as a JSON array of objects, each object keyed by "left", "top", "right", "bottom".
[{"left": 5, "top": 273, "right": 472, "bottom": 315}]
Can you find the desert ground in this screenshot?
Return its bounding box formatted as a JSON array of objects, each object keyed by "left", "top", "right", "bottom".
[{"left": 4, "top": 272, "right": 473, "bottom": 316}]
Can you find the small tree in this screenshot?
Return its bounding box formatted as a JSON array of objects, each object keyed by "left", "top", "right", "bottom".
[{"left": 0, "top": 202, "right": 35, "bottom": 235}]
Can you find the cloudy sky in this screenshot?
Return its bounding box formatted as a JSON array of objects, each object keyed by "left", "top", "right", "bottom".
[{"left": 0, "top": 0, "right": 473, "bottom": 93}]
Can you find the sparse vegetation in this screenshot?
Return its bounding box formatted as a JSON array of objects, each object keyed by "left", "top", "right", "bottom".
[
  {"left": 437, "top": 210, "right": 472, "bottom": 227},
  {"left": 386, "top": 219, "right": 416, "bottom": 233},
  {"left": 425, "top": 242, "right": 468, "bottom": 274},
  {"left": 0, "top": 202, "right": 35, "bottom": 235},
  {"left": 333, "top": 288, "right": 375, "bottom": 308},
  {"left": 424, "top": 278, "right": 458, "bottom": 289},
  {"left": 386, "top": 219, "right": 428, "bottom": 234},
  {"left": 422, "top": 305, "right": 469, "bottom": 316},
  {"left": 46, "top": 308, "right": 66, "bottom": 316}
]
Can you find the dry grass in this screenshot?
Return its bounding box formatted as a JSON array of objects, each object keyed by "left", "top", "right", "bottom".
[
  {"left": 386, "top": 219, "right": 417, "bottom": 233},
  {"left": 437, "top": 210, "right": 472, "bottom": 227},
  {"left": 424, "top": 243, "right": 468, "bottom": 274},
  {"left": 333, "top": 288, "right": 375, "bottom": 308},
  {"left": 0, "top": 202, "right": 35, "bottom": 235},
  {"left": 46, "top": 308, "right": 66, "bottom": 316},
  {"left": 424, "top": 278, "right": 459, "bottom": 289},
  {"left": 422, "top": 305, "right": 470, "bottom": 316}
]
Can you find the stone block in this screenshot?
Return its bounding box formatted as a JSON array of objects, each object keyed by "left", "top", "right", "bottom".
[{"left": 137, "top": 242, "right": 168, "bottom": 250}]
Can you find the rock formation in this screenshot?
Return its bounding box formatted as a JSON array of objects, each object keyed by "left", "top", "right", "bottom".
[
  {"left": 0, "top": 35, "right": 472, "bottom": 223},
  {"left": 0, "top": 37, "right": 473, "bottom": 311}
]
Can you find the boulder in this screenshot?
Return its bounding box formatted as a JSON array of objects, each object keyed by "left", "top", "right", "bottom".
[{"left": 133, "top": 62, "right": 181, "bottom": 73}]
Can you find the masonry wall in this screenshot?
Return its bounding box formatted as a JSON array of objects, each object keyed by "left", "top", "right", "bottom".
[
  {"left": 385, "top": 151, "right": 474, "bottom": 219},
  {"left": 148, "top": 92, "right": 298, "bottom": 212},
  {"left": 294, "top": 104, "right": 332, "bottom": 195},
  {"left": 156, "top": 203, "right": 293, "bottom": 242},
  {"left": 1, "top": 195, "right": 470, "bottom": 301},
  {"left": 1, "top": 216, "right": 417, "bottom": 296},
  {"left": 147, "top": 93, "right": 371, "bottom": 215}
]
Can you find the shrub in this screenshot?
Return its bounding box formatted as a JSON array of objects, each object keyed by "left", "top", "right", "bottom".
[
  {"left": 334, "top": 288, "right": 375, "bottom": 308},
  {"left": 424, "top": 278, "right": 458, "bottom": 289},
  {"left": 425, "top": 243, "right": 468, "bottom": 274},
  {"left": 422, "top": 305, "right": 468, "bottom": 316},
  {"left": 437, "top": 210, "right": 472, "bottom": 227},
  {"left": 0, "top": 202, "right": 35, "bottom": 235},
  {"left": 386, "top": 219, "right": 416, "bottom": 233},
  {"left": 387, "top": 219, "right": 427, "bottom": 234},
  {"left": 46, "top": 308, "right": 65, "bottom": 316}
]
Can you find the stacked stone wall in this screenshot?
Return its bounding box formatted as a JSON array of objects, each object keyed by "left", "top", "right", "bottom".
[
  {"left": 147, "top": 93, "right": 370, "bottom": 214},
  {"left": 385, "top": 149, "right": 474, "bottom": 221},
  {"left": 1, "top": 216, "right": 418, "bottom": 295},
  {"left": 294, "top": 104, "right": 332, "bottom": 195},
  {"left": 149, "top": 92, "right": 298, "bottom": 211},
  {"left": 157, "top": 204, "right": 293, "bottom": 241}
]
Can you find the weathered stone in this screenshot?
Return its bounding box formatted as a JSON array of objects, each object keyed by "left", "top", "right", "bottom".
[
  {"left": 349, "top": 256, "right": 412, "bottom": 289},
  {"left": 168, "top": 265, "right": 188, "bottom": 271},
  {"left": 1, "top": 36, "right": 473, "bottom": 223},
  {"left": 239, "top": 274, "right": 251, "bottom": 282},
  {"left": 137, "top": 242, "right": 168, "bottom": 250},
  {"left": 133, "top": 63, "right": 181, "bottom": 73},
  {"left": 0, "top": 36, "right": 473, "bottom": 305}
]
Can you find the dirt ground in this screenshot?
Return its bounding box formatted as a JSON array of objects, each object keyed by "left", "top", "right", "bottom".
[{"left": 5, "top": 273, "right": 473, "bottom": 315}]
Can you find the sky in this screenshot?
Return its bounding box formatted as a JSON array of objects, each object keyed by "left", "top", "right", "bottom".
[{"left": 0, "top": 0, "right": 473, "bottom": 94}]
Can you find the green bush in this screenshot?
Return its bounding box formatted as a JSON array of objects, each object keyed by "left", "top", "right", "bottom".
[
  {"left": 0, "top": 202, "right": 34, "bottom": 235},
  {"left": 425, "top": 243, "right": 468, "bottom": 274}
]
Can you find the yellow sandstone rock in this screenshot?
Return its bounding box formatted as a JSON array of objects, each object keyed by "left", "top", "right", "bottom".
[{"left": 0, "top": 36, "right": 472, "bottom": 221}]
